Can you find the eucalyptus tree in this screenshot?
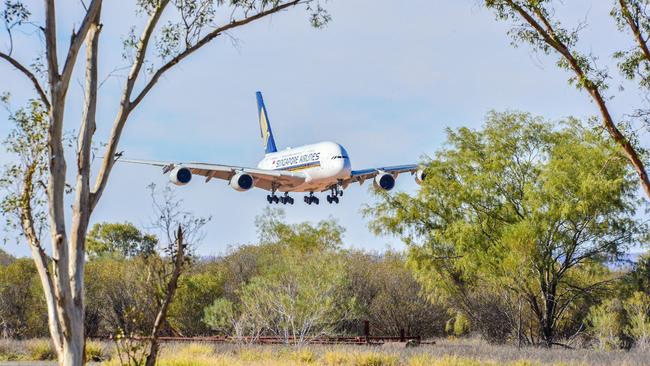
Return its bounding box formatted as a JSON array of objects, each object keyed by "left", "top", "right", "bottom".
[
  {"left": 482, "top": 0, "right": 650, "bottom": 200},
  {"left": 365, "top": 111, "right": 646, "bottom": 347},
  {"left": 0, "top": 1, "right": 328, "bottom": 364}
]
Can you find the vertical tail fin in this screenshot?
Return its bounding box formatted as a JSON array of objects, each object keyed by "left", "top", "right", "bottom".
[{"left": 256, "top": 91, "right": 278, "bottom": 154}]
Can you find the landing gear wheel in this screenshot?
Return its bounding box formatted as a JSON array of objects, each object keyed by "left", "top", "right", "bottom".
[
  {"left": 327, "top": 195, "right": 332, "bottom": 204},
  {"left": 272, "top": 196, "right": 279, "bottom": 204},
  {"left": 305, "top": 192, "right": 318, "bottom": 205},
  {"left": 280, "top": 196, "right": 286, "bottom": 204},
  {"left": 333, "top": 196, "right": 339, "bottom": 204},
  {"left": 267, "top": 195, "right": 272, "bottom": 204}
]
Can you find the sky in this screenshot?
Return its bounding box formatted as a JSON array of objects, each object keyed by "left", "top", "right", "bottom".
[{"left": 0, "top": 0, "right": 648, "bottom": 258}]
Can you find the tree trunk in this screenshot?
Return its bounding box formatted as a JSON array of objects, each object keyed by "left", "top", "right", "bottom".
[
  {"left": 540, "top": 282, "right": 557, "bottom": 348},
  {"left": 1, "top": 1, "right": 306, "bottom": 365}
]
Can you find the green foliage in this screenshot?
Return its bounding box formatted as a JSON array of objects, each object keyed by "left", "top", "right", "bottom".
[
  {"left": 169, "top": 271, "right": 225, "bottom": 335},
  {"left": 235, "top": 247, "right": 351, "bottom": 342},
  {"left": 0, "top": 258, "right": 47, "bottom": 338},
  {"left": 629, "top": 254, "right": 650, "bottom": 294},
  {"left": 85, "top": 257, "right": 159, "bottom": 337},
  {"left": 204, "top": 298, "right": 236, "bottom": 333},
  {"left": 624, "top": 291, "right": 650, "bottom": 349},
  {"left": 365, "top": 111, "right": 644, "bottom": 345},
  {"left": 587, "top": 298, "right": 628, "bottom": 350},
  {"left": 342, "top": 250, "right": 446, "bottom": 338},
  {"left": 446, "top": 312, "right": 470, "bottom": 337},
  {"left": 256, "top": 207, "right": 344, "bottom": 251},
  {"left": 0, "top": 100, "right": 49, "bottom": 240},
  {"left": 86, "top": 222, "right": 157, "bottom": 259},
  {"left": 611, "top": 0, "right": 650, "bottom": 89},
  {"left": 206, "top": 210, "right": 354, "bottom": 342}
]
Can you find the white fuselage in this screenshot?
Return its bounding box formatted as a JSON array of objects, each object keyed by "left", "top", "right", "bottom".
[{"left": 257, "top": 141, "right": 352, "bottom": 192}]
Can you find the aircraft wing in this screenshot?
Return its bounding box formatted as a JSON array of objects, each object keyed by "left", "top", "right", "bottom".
[
  {"left": 119, "top": 159, "right": 307, "bottom": 191},
  {"left": 345, "top": 164, "right": 419, "bottom": 186}
]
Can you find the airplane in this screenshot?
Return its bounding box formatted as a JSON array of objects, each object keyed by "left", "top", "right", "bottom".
[{"left": 120, "top": 92, "right": 426, "bottom": 205}]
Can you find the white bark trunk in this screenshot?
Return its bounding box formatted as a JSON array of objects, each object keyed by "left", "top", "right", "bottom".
[{"left": 5, "top": 1, "right": 306, "bottom": 364}]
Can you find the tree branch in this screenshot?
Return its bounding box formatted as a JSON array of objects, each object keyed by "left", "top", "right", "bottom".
[
  {"left": 19, "top": 163, "right": 63, "bottom": 357},
  {"left": 44, "top": 0, "right": 59, "bottom": 84},
  {"left": 0, "top": 52, "right": 51, "bottom": 109},
  {"left": 91, "top": 0, "right": 303, "bottom": 210},
  {"left": 90, "top": 0, "right": 169, "bottom": 211},
  {"left": 503, "top": 0, "right": 650, "bottom": 200},
  {"left": 619, "top": 0, "right": 650, "bottom": 62},
  {"left": 129, "top": 0, "right": 302, "bottom": 110},
  {"left": 59, "top": 0, "right": 103, "bottom": 91},
  {"left": 70, "top": 4, "right": 101, "bottom": 309}
]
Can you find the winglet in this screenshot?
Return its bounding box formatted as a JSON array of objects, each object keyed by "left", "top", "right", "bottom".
[{"left": 256, "top": 91, "right": 278, "bottom": 154}]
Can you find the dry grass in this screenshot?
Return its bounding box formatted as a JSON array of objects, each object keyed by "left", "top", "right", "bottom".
[
  {"left": 142, "top": 340, "right": 650, "bottom": 366},
  {"left": 1, "top": 338, "right": 649, "bottom": 365}
]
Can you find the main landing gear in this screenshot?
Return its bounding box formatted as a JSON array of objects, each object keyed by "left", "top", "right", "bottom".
[
  {"left": 326, "top": 183, "right": 343, "bottom": 204},
  {"left": 304, "top": 192, "right": 319, "bottom": 205},
  {"left": 267, "top": 187, "right": 294, "bottom": 205}
]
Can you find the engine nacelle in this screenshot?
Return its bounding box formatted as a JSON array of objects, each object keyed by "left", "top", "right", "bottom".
[
  {"left": 415, "top": 169, "right": 427, "bottom": 185},
  {"left": 169, "top": 166, "right": 192, "bottom": 186},
  {"left": 373, "top": 172, "right": 396, "bottom": 191},
  {"left": 229, "top": 172, "right": 254, "bottom": 192}
]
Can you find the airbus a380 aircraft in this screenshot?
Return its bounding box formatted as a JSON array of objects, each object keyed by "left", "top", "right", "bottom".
[{"left": 121, "top": 92, "right": 425, "bottom": 205}]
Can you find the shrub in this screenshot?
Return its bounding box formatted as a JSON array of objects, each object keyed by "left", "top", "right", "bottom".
[
  {"left": 446, "top": 312, "right": 471, "bottom": 337},
  {"left": 323, "top": 350, "right": 349, "bottom": 366},
  {"left": 85, "top": 340, "right": 107, "bottom": 362},
  {"left": 587, "top": 298, "right": 628, "bottom": 350},
  {"left": 353, "top": 352, "right": 398, "bottom": 366},
  {"left": 26, "top": 339, "right": 56, "bottom": 360},
  {"left": 290, "top": 348, "right": 316, "bottom": 363},
  {"left": 625, "top": 291, "right": 650, "bottom": 350}
]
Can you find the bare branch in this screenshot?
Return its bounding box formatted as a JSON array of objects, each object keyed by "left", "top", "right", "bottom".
[
  {"left": 18, "top": 163, "right": 62, "bottom": 355},
  {"left": 0, "top": 52, "right": 51, "bottom": 109},
  {"left": 70, "top": 5, "right": 101, "bottom": 309},
  {"left": 90, "top": 0, "right": 170, "bottom": 210},
  {"left": 44, "top": 0, "right": 59, "bottom": 84},
  {"left": 129, "top": 0, "right": 302, "bottom": 110},
  {"left": 59, "top": 0, "right": 102, "bottom": 90},
  {"left": 91, "top": 0, "right": 303, "bottom": 210}
]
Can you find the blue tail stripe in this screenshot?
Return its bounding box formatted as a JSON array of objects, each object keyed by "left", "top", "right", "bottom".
[{"left": 256, "top": 91, "right": 278, "bottom": 154}]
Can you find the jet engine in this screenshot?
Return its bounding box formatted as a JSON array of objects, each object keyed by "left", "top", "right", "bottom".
[
  {"left": 169, "top": 166, "right": 192, "bottom": 186},
  {"left": 373, "top": 172, "right": 395, "bottom": 191},
  {"left": 229, "top": 172, "right": 254, "bottom": 192},
  {"left": 415, "top": 169, "right": 427, "bottom": 185}
]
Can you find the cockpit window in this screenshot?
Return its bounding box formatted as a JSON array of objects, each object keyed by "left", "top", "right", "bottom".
[{"left": 331, "top": 155, "right": 349, "bottom": 160}]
